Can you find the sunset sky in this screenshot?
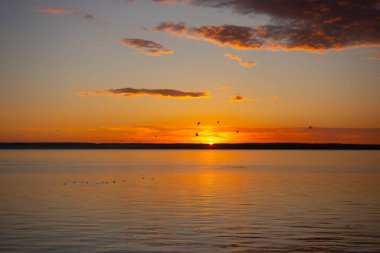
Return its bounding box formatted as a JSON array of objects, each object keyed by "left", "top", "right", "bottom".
[{"left": 0, "top": 0, "right": 379, "bottom": 144}]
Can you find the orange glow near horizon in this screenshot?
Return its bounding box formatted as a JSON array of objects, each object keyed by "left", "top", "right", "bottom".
[
  {"left": 1, "top": 1, "right": 380, "bottom": 145},
  {"left": 1, "top": 126, "right": 380, "bottom": 144}
]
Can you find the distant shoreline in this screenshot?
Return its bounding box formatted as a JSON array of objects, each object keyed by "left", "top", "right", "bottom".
[{"left": 0, "top": 143, "right": 379, "bottom": 150}]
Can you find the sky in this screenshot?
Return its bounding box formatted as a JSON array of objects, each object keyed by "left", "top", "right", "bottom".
[{"left": 0, "top": 0, "right": 379, "bottom": 144}]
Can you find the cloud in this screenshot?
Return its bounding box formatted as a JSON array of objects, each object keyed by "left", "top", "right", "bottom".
[
  {"left": 153, "top": 0, "right": 380, "bottom": 52},
  {"left": 218, "top": 85, "right": 229, "bottom": 90},
  {"left": 121, "top": 38, "right": 173, "bottom": 56},
  {"left": 368, "top": 51, "right": 380, "bottom": 60},
  {"left": 153, "top": 0, "right": 193, "bottom": 4},
  {"left": 3, "top": 126, "right": 379, "bottom": 144},
  {"left": 224, "top": 53, "right": 256, "bottom": 68},
  {"left": 33, "top": 6, "right": 97, "bottom": 21},
  {"left": 268, "top": 96, "right": 279, "bottom": 100},
  {"left": 153, "top": 22, "right": 264, "bottom": 50},
  {"left": 230, "top": 94, "right": 255, "bottom": 102},
  {"left": 80, "top": 87, "right": 209, "bottom": 99},
  {"left": 234, "top": 127, "right": 380, "bottom": 144},
  {"left": 231, "top": 94, "right": 244, "bottom": 102}
]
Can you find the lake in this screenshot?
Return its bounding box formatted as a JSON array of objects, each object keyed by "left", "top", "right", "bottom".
[{"left": 0, "top": 150, "right": 379, "bottom": 252}]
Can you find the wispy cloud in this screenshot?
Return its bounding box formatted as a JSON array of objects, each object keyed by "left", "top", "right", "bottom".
[
  {"left": 224, "top": 53, "right": 256, "bottom": 68},
  {"left": 153, "top": 0, "right": 380, "bottom": 52},
  {"left": 368, "top": 51, "right": 380, "bottom": 60},
  {"left": 5, "top": 126, "right": 379, "bottom": 144},
  {"left": 80, "top": 87, "right": 209, "bottom": 99},
  {"left": 153, "top": 0, "right": 192, "bottom": 4},
  {"left": 230, "top": 94, "right": 256, "bottom": 102},
  {"left": 33, "top": 6, "right": 98, "bottom": 22},
  {"left": 268, "top": 96, "right": 279, "bottom": 100},
  {"left": 218, "top": 85, "right": 229, "bottom": 90},
  {"left": 235, "top": 127, "right": 380, "bottom": 144},
  {"left": 121, "top": 38, "right": 173, "bottom": 56}
]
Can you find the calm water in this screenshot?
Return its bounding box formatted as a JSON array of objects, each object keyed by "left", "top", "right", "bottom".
[{"left": 0, "top": 150, "right": 379, "bottom": 252}]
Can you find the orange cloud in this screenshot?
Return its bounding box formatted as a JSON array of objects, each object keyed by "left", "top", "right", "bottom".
[
  {"left": 3, "top": 126, "right": 379, "bottom": 144},
  {"left": 34, "top": 7, "right": 74, "bottom": 15},
  {"left": 235, "top": 127, "right": 380, "bottom": 144},
  {"left": 368, "top": 51, "right": 380, "bottom": 60},
  {"left": 80, "top": 87, "right": 209, "bottom": 99},
  {"left": 230, "top": 94, "right": 256, "bottom": 102},
  {"left": 218, "top": 85, "right": 229, "bottom": 90},
  {"left": 121, "top": 38, "right": 173, "bottom": 56},
  {"left": 153, "top": 22, "right": 263, "bottom": 50},
  {"left": 153, "top": 0, "right": 380, "bottom": 52},
  {"left": 154, "top": 22, "right": 380, "bottom": 52},
  {"left": 268, "top": 96, "right": 279, "bottom": 100},
  {"left": 33, "top": 6, "right": 96, "bottom": 21},
  {"left": 224, "top": 53, "right": 256, "bottom": 68}
]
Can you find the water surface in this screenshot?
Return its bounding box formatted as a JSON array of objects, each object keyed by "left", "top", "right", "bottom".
[{"left": 0, "top": 150, "right": 379, "bottom": 252}]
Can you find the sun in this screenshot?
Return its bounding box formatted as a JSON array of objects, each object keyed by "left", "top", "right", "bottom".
[{"left": 208, "top": 142, "right": 214, "bottom": 146}]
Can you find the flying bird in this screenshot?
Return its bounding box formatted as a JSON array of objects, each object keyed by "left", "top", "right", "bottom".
[
  {"left": 197, "top": 122, "right": 200, "bottom": 126},
  {"left": 217, "top": 121, "right": 220, "bottom": 124},
  {"left": 308, "top": 126, "right": 312, "bottom": 129},
  {"left": 195, "top": 132, "right": 199, "bottom": 137},
  {"left": 236, "top": 130, "right": 239, "bottom": 134}
]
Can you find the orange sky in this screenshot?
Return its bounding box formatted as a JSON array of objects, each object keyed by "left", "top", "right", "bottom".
[{"left": 0, "top": 1, "right": 379, "bottom": 144}]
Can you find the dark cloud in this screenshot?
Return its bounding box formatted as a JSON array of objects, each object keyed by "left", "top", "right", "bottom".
[
  {"left": 229, "top": 94, "right": 277, "bottom": 102},
  {"left": 154, "top": 22, "right": 263, "bottom": 50},
  {"left": 154, "top": 22, "right": 187, "bottom": 34},
  {"left": 230, "top": 94, "right": 256, "bottom": 102},
  {"left": 80, "top": 87, "right": 208, "bottom": 99},
  {"left": 121, "top": 39, "right": 173, "bottom": 55},
  {"left": 153, "top": 0, "right": 380, "bottom": 51},
  {"left": 231, "top": 95, "right": 245, "bottom": 102}
]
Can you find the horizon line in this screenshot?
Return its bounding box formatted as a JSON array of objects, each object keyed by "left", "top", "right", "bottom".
[{"left": 1, "top": 142, "right": 379, "bottom": 150}]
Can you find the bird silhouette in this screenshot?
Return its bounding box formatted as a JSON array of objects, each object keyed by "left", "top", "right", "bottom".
[
  {"left": 195, "top": 132, "right": 199, "bottom": 136},
  {"left": 217, "top": 121, "right": 220, "bottom": 124},
  {"left": 236, "top": 130, "right": 239, "bottom": 134},
  {"left": 197, "top": 122, "right": 200, "bottom": 126},
  {"left": 308, "top": 126, "right": 312, "bottom": 129}
]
